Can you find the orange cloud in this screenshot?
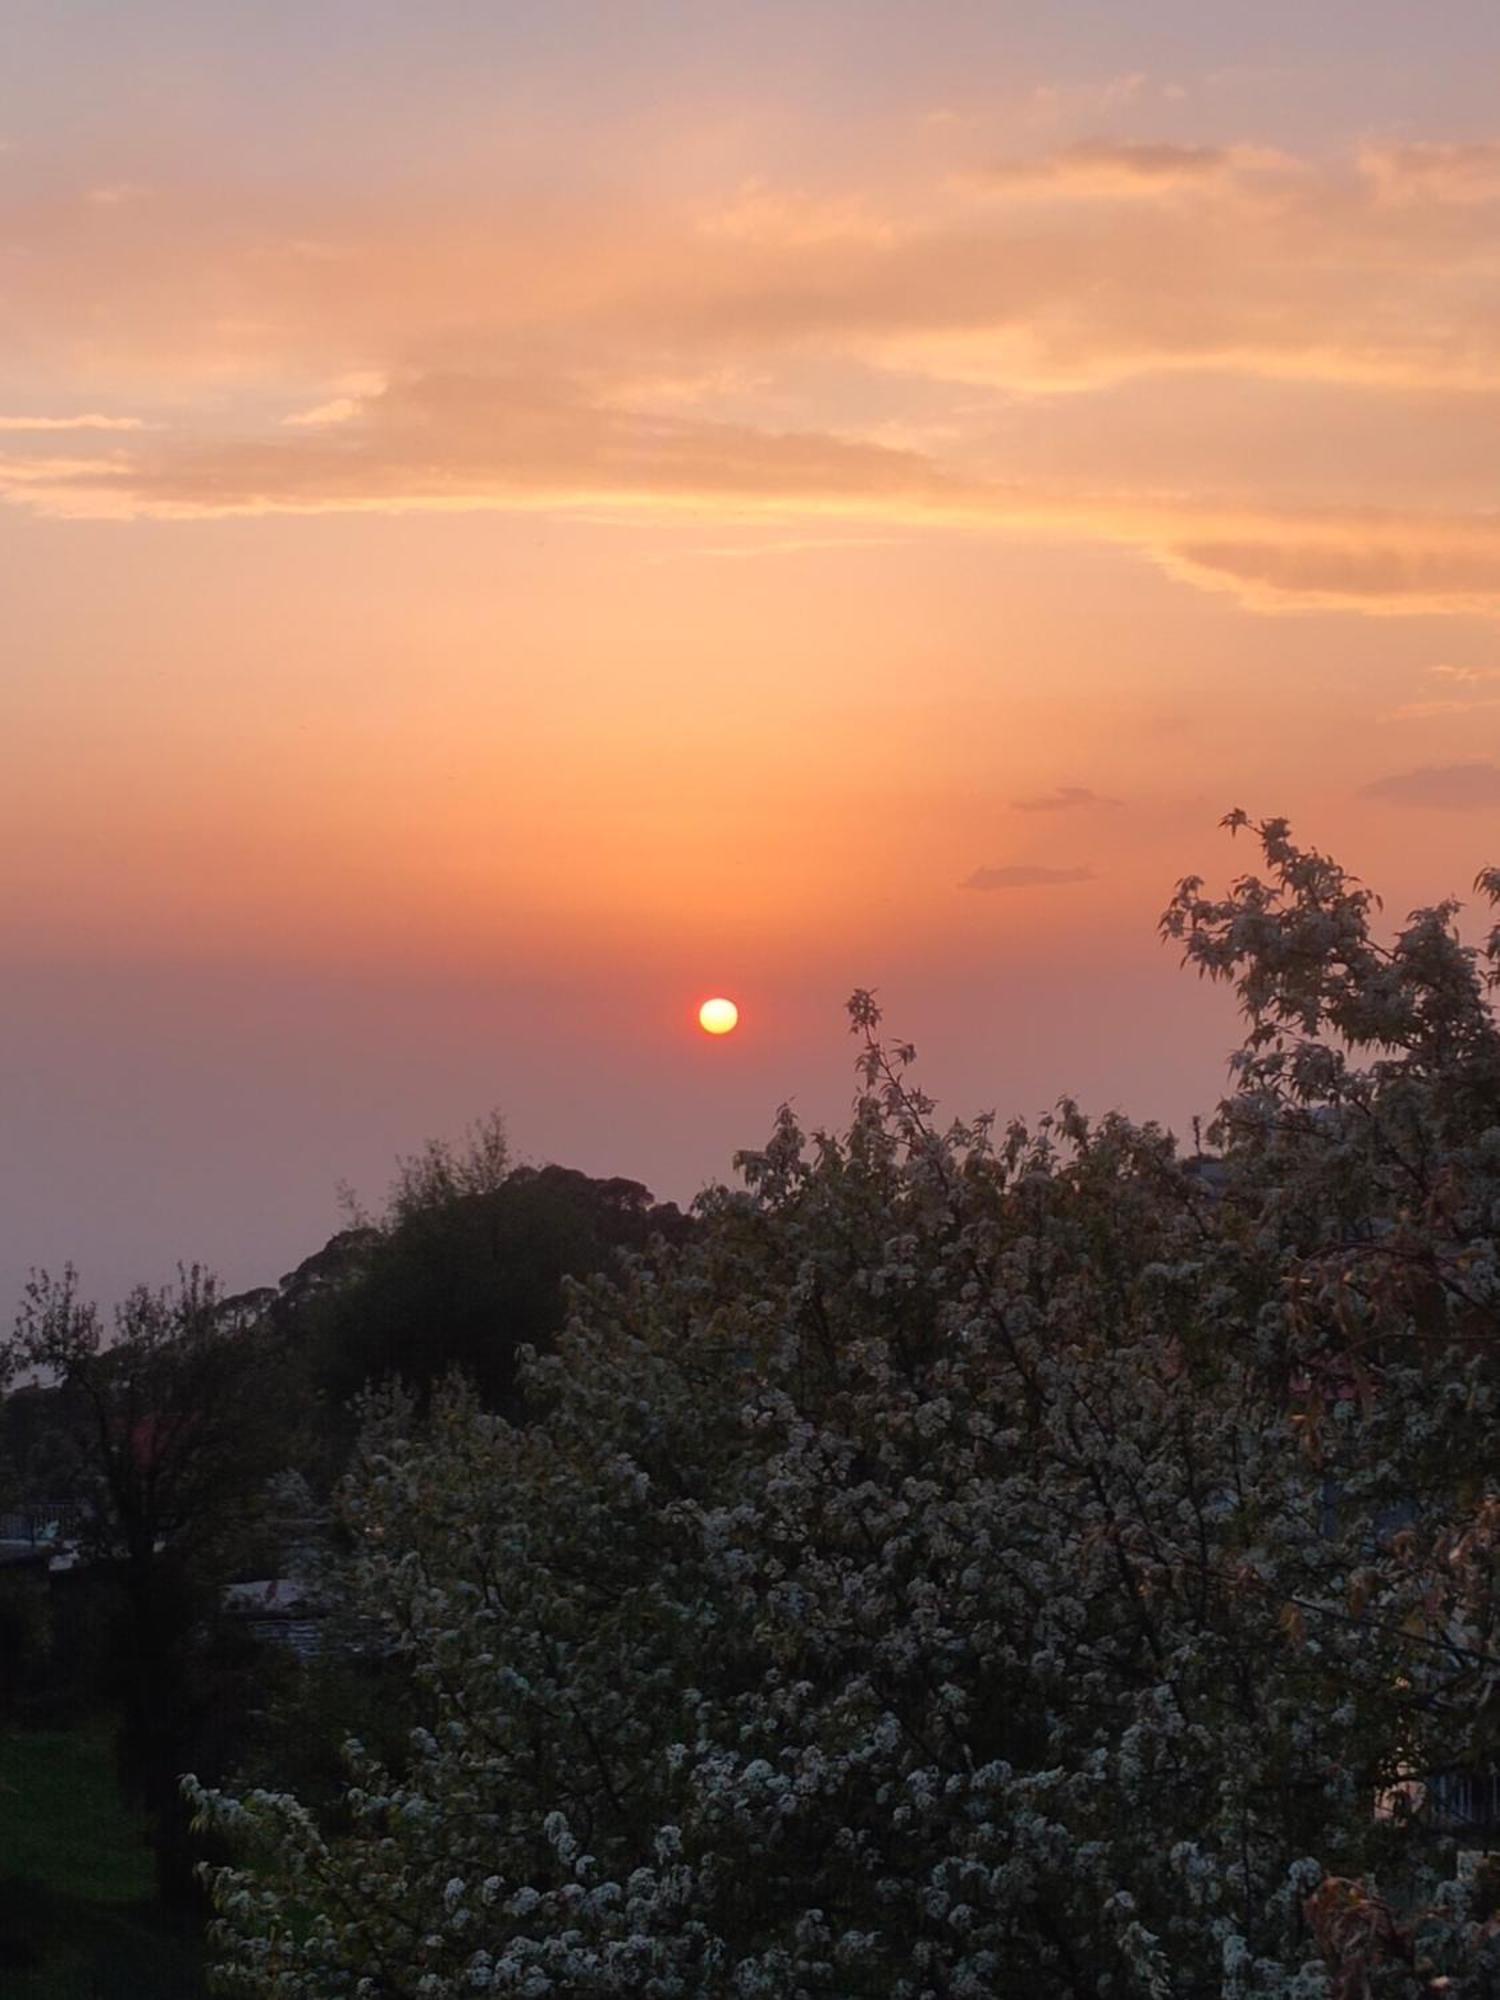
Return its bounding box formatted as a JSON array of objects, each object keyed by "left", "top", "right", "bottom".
[
  {"left": 6, "top": 135, "right": 1496, "bottom": 394},
  {"left": 10, "top": 380, "right": 1500, "bottom": 619},
  {"left": 16, "top": 370, "right": 970, "bottom": 518},
  {"left": 0, "top": 413, "right": 145, "bottom": 431},
  {"left": 1158, "top": 533, "right": 1500, "bottom": 617},
  {"left": 1382, "top": 664, "right": 1500, "bottom": 720},
  {"left": 1384, "top": 697, "right": 1500, "bottom": 721},
  {"left": 965, "top": 140, "right": 1280, "bottom": 199},
  {"left": 8, "top": 134, "right": 1500, "bottom": 618}
]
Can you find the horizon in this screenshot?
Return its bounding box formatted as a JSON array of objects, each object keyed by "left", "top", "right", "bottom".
[{"left": 6, "top": 1, "right": 1500, "bottom": 1310}]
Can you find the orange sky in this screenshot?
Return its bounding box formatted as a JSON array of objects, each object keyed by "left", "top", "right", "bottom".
[{"left": 5, "top": 3, "right": 1500, "bottom": 1302}]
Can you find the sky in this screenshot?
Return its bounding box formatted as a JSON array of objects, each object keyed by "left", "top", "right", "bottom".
[{"left": 5, "top": 1, "right": 1500, "bottom": 1307}]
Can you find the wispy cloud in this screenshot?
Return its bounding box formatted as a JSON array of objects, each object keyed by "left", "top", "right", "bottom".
[
  {"left": 10, "top": 371, "right": 969, "bottom": 520},
  {"left": 13, "top": 394, "right": 1500, "bottom": 620},
  {"left": 961, "top": 864, "right": 1095, "bottom": 890},
  {"left": 7, "top": 135, "right": 1500, "bottom": 619},
  {"left": 282, "top": 396, "right": 363, "bottom": 429},
  {"left": 654, "top": 534, "right": 905, "bottom": 561},
  {"left": 1156, "top": 528, "right": 1500, "bottom": 618},
  {"left": 1383, "top": 697, "right": 1500, "bottom": 721},
  {"left": 10, "top": 134, "right": 1500, "bottom": 399},
  {"left": 1429, "top": 664, "right": 1500, "bottom": 685},
  {"left": 0, "top": 453, "right": 127, "bottom": 488},
  {"left": 0, "top": 413, "right": 146, "bottom": 432},
  {"left": 1360, "top": 142, "right": 1500, "bottom": 206},
  {"left": 966, "top": 140, "right": 1284, "bottom": 200},
  {"left": 281, "top": 371, "right": 389, "bottom": 429},
  {"left": 1382, "top": 664, "right": 1500, "bottom": 720},
  {"left": 1361, "top": 762, "right": 1500, "bottom": 808},
  {"left": 1011, "top": 785, "right": 1121, "bottom": 812}
]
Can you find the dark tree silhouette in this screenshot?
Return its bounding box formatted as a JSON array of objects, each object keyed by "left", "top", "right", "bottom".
[{"left": 5, "top": 1269, "right": 294, "bottom": 1901}]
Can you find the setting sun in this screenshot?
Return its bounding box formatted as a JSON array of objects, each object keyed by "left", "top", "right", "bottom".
[{"left": 698, "top": 997, "right": 740, "bottom": 1037}]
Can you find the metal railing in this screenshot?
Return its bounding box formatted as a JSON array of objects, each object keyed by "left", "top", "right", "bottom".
[{"left": 0, "top": 1504, "right": 86, "bottom": 1546}]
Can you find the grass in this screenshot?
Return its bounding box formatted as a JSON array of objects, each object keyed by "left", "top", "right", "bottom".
[
  {"left": 0, "top": 1721, "right": 206, "bottom": 1999},
  {"left": 0, "top": 1720, "right": 152, "bottom": 1902}
]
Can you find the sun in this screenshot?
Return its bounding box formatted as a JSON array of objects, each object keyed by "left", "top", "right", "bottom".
[{"left": 698, "top": 996, "right": 739, "bottom": 1036}]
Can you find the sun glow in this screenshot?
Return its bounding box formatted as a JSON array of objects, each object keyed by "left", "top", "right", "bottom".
[{"left": 698, "top": 996, "right": 739, "bottom": 1036}]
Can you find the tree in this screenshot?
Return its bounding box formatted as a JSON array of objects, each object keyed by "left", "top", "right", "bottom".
[
  {"left": 7, "top": 1268, "right": 296, "bottom": 1900},
  {"left": 295, "top": 1136, "right": 692, "bottom": 1418},
  {"left": 191, "top": 820, "right": 1500, "bottom": 1996},
  {"left": 386, "top": 1111, "right": 516, "bottom": 1225}
]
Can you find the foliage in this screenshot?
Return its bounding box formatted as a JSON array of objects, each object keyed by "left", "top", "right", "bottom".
[
  {"left": 8, "top": 1268, "right": 294, "bottom": 1575},
  {"left": 386, "top": 1113, "right": 516, "bottom": 1228},
  {"left": 187, "top": 817, "right": 1500, "bottom": 1995},
  {"left": 297, "top": 1155, "right": 692, "bottom": 1418},
  {"left": 2, "top": 1271, "right": 297, "bottom": 1900}
]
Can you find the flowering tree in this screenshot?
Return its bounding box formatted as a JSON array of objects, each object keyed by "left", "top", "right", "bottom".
[{"left": 191, "top": 819, "right": 1500, "bottom": 1997}]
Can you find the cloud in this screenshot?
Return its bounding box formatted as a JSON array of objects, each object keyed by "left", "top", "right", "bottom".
[
  {"left": 1384, "top": 697, "right": 1500, "bottom": 721},
  {"left": 1429, "top": 664, "right": 1500, "bottom": 685},
  {"left": 281, "top": 371, "right": 388, "bottom": 427},
  {"left": 1011, "top": 785, "right": 1122, "bottom": 812},
  {"left": 1360, "top": 143, "right": 1500, "bottom": 206},
  {"left": 1382, "top": 664, "right": 1500, "bottom": 719},
  {"left": 282, "top": 396, "right": 363, "bottom": 428},
  {"left": 961, "top": 864, "right": 1095, "bottom": 890},
  {"left": 1361, "top": 762, "right": 1500, "bottom": 808},
  {"left": 9, "top": 134, "right": 1500, "bottom": 407},
  {"left": 1157, "top": 530, "right": 1500, "bottom": 618},
  {"left": 969, "top": 141, "right": 1265, "bottom": 199},
  {"left": 12, "top": 393, "right": 1500, "bottom": 624},
  {"left": 17, "top": 370, "right": 972, "bottom": 520},
  {"left": 0, "top": 413, "right": 146, "bottom": 432},
  {"left": 656, "top": 534, "right": 905, "bottom": 561},
  {"left": 0, "top": 453, "right": 127, "bottom": 490},
  {"left": 8, "top": 136, "right": 1500, "bottom": 619}
]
